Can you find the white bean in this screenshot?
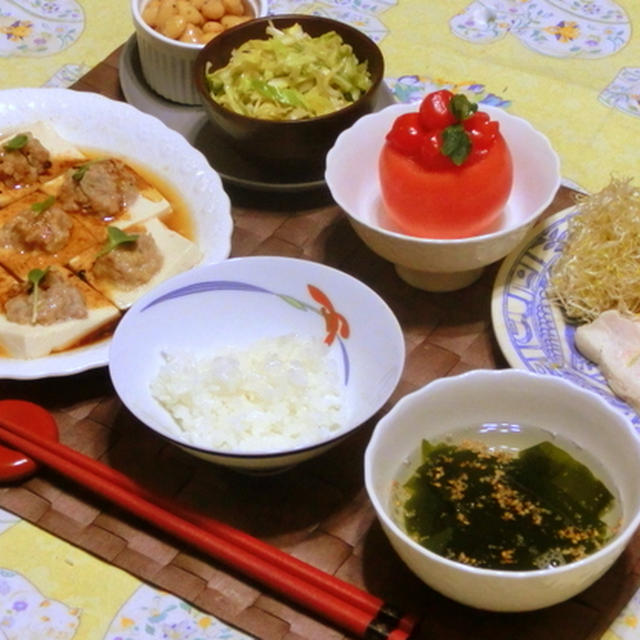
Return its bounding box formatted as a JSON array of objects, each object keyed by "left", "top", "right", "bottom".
[
  {"left": 222, "top": 0, "right": 245, "bottom": 16},
  {"left": 201, "top": 0, "right": 224, "bottom": 20},
  {"left": 220, "top": 14, "right": 249, "bottom": 28},
  {"left": 141, "top": 0, "right": 161, "bottom": 26},
  {"left": 155, "top": 0, "right": 178, "bottom": 29},
  {"left": 203, "top": 20, "right": 224, "bottom": 34},
  {"left": 160, "top": 13, "right": 187, "bottom": 39},
  {"left": 177, "top": 0, "right": 205, "bottom": 26},
  {"left": 179, "top": 23, "right": 204, "bottom": 43}
]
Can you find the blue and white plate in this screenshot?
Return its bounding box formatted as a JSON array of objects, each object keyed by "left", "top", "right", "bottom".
[{"left": 491, "top": 206, "right": 640, "bottom": 428}]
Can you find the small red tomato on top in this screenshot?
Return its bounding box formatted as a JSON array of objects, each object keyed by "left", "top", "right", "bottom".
[
  {"left": 379, "top": 90, "right": 513, "bottom": 239},
  {"left": 385, "top": 112, "right": 424, "bottom": 156},
  {"left": 418, "top": 89, "right": 457, "bottom": 130}
]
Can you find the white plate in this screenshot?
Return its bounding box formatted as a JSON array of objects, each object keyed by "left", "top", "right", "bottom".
[
  {"left": 0, "top": 88, "right": 232, "bottom": 380},
  {"left": 492, "top": 206, "right": 640, "bottom": 428}
]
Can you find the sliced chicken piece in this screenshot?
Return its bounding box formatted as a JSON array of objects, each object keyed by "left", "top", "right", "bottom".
[{"left": 575, "top": 309, "right": 640, "bottom": 412}]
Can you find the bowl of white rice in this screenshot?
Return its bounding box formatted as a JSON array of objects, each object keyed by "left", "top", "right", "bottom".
[{"left": 108, "top": 256, "right": 405, "bottom": 472}]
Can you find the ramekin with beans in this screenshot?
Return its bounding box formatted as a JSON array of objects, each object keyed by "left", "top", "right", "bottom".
[{"left": 142, "top": 0, "right": 252, "bottom": 45}]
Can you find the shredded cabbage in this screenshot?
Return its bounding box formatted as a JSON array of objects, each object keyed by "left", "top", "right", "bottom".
[
  {"left": 548, "top": 177, "right": 640, "bottom": 323},
  {"left": 204, "top": 22, "right": 373, "bottom": 120}
]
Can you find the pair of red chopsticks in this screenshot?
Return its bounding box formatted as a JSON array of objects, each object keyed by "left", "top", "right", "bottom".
[{"left": 0, "top": 400, "right": 418, "bottom": 640}]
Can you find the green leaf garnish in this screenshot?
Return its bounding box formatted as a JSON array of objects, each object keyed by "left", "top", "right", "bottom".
[
  {"left": 72, "top": 158, "right": 104, "bottom": 182},
  {"left": 96, "top": 226, "right": 139, "bottom": 259},
  {"left": 449, "top": 94, "right": 478, "bottom": 122},
  {"left": 30, "top": 195, "right": 55, "bottom": 215},
  {"left": 441, "top": 124, "right": 472, "bottom": 166},
  {"left": 28, "top": 267, "right": 48, "bottom": 288},
  {"left": 27, "top": 267, "right": 49, "bottom": 325},
  {"left": 72, "top": 163, "right": 91, "bottom": 182},
  {"left": 3, "top": 134, "right": 28, "bottom": 151}
]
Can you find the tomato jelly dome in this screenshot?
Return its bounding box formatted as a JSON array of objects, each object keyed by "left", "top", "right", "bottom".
[{"left": 379, "top": 90, "right": 513, "bottom": 239}]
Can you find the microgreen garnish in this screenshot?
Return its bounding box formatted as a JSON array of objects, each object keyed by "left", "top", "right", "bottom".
[
  {"left": 30, "top": 195, "right": 55, "bottom": 215},
  {"left": 72, "top": 163, "right": 90, "bottom": 182},
  {"left": 3, "top": 134, "right": 28, "bottom": 151},
  {"left": 72, "top": 159, "right": 103, "bottom": 182},
  {"left": 96, "top": 226, "right": 139, "bottom": 259},
  {"left": 27, "top": 267, "right": 49, "bottom": 325},
  {"left": 449, "top": 94, "right": 478, "bottom": 122},
  {"left": 441, "top": 124, "right": 472, "bottom": 166}
]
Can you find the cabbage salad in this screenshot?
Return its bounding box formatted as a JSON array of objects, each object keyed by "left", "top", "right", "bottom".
[{"left": 204, "top": 22, "right": 373, "bottom": 120}]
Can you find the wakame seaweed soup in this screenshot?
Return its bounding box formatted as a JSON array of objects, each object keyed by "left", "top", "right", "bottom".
[{"left": 394, "top": 424, "right": 619, "bottom": 571}]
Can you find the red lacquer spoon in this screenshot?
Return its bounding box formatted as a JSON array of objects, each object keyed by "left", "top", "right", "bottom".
[{"left": 0, "top": 399, "right": 58, "bottom": 482}]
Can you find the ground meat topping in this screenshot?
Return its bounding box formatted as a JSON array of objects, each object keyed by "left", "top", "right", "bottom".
[
  {"left": 92, "top": 231, "right": 163, "bottom": 289},
  {"left": 4, "top": 269, "right": 87, "bottom": 325},
  {"left": 57, "top": 158, "right": 139, "bottom": 220},
  {"left": 0, "top": 202, "right": 73, "bottom": 253},
  {"left": 0, "top": 133, "right": 51, "bottom": 187}
]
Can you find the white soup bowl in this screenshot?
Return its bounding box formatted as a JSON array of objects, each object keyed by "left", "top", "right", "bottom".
[{"left": 365, "top": 369, "right": 640, "bottom": 611}]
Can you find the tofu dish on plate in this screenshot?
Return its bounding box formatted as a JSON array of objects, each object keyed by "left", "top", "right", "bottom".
[{"left": 0, "top": 121, "right": 202, "bottom": 359}]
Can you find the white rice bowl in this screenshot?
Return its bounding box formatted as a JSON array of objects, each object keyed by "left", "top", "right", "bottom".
[{"left": 109, "top": 256, "right": 406, "bottom": 472}]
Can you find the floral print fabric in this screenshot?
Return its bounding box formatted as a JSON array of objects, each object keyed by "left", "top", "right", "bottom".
[{"left": 0, "top": 509, "right": 251, "bottom": 640}]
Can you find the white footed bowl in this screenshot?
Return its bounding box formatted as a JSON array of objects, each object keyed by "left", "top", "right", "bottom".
[
  {"left": 326, "top": 103, "right": 561, "bottom": 292},
  {"left": 132, "top": 0, "right": 268, "bottom": 105},
  {"left": 365, "top": 369, "right": 640, "bottom": 611},
  {"left": 110, "top": 257, "right": 405, "bottom": 472}
]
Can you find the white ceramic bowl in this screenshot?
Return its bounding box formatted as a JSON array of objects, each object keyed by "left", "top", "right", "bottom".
[
  {"left": 109, "top": 256, "right": 405, "bottom": 472},
  {"left": 365, "top": 369, "right": 640, "bottom": 611},
  {"left": 325, "top": 103, "right": 561, "bottom": 292},
  {"left": 132, "top": 0, "right": 268, "bottom": 105}
]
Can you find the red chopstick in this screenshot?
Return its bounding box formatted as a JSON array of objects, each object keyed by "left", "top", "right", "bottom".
[
  {"left": 0, "top": 407, "right": 415, "bottom": 633},
  {"left": 0, "top": 402, "right": 418, "bottom": 639}
]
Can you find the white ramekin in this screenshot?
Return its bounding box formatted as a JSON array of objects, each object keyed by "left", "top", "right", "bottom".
[{"left": 132, "top": 0, "right": 268, "bottom": 105}]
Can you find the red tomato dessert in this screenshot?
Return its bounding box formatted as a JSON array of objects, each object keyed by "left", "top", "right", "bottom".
[{"left": 379, "top": 90, "right": 513, "bottom": 239}]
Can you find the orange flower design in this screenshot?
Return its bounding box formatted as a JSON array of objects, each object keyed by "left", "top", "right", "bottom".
[
  {"left": 544, "top": 20, "right": 580, "bottom": 43},
  {"left": 307, "top": 284, "right": 350, "bottom": 345},
  {"left": 1, "top": 20, "right": 33, "bottom": 42}
]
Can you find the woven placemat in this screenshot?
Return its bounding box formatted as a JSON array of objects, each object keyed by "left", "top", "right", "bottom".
[{"left": 0, "top": 188, "right": 636, "bottom": 640}]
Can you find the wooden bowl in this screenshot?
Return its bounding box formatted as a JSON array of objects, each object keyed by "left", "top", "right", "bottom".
[{"left": 193, "top": 14, "right": 385, "bottom": 180}]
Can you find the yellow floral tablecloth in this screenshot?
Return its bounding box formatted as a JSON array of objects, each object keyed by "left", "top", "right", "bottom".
[
  {"left": 270, "top": 0, "right": 639, "bottom": 193},
  {"left": 0, "top": 0, "right": 132, "bottom": 88},
  {"left": 1, "top": 0, "right": 637, "bottom": 191},
  {"left": 0, "top": 508, "right": 251, "bottom": 640}
]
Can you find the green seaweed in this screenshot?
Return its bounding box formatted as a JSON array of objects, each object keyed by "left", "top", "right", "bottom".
[{"left": 401, "top": 439, "right": 615, "bottom": 571}]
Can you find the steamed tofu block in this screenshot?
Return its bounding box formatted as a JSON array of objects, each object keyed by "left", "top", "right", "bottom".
[
  {"left": 69, "top": 217, "right": 202, "bottom": 310},
  {"left": 0, "top": 122, "right": 86, "bottom": 162},
  {"left": 0, "top": 265, "right": 19, "bottom": 302},
  {"left": 0, "top": 266, "right": 120, "bottom": 359},
  {"left": 42, "top": 167, "right": 171, "bottom": 230},
  {"left": 0, "top": 122, "right": 87, "bottom": 206},
  {"left": 0, "top": 192, "right": 102, "bottom": 279},
  {"left": 102, "top": 186, "right": 172, "bottom": 229}
]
